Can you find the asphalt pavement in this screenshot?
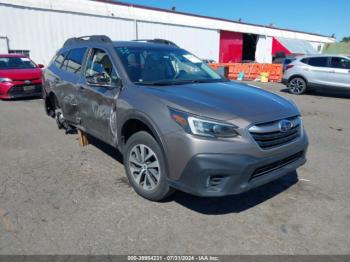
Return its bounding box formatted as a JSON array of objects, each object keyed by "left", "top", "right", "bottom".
[{"left": 0, "top": 82, "right": 349, "bottom": 255}]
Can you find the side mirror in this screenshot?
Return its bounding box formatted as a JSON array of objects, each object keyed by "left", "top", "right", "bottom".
[
  {"left": 86, "top": 73, "right": 122, "bottom": 89},
  {"left": 38, "top": 64, "right": 45, "bottom": 68},
  {"left": 86, "top": 74, "right": 112, "bottom": 87}
]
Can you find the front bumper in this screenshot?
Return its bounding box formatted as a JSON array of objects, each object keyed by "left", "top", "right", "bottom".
[
  {"left": 0, "top": 82, "right": 42, "bottom": 99},
  {"left": 168, "top": 148, "right": 307, "bottom": 197},
  {"left": 166, "top": 129, "right": 308, "bottom": 197}
]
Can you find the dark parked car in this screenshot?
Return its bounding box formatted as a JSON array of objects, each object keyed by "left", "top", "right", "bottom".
[
  {"left": 0, "top": 54, "right": 43, "bottom": 99},
  {"left": 202, "top": 59, "right": 216, "bottom": 64},
  {"left": 282, "top": 57, "right": 296, "bottom": 72},
  {"left": 43, "top": 35, "right": 308, "bottom": 201},
  {"left": 273, "top": 53, "right": 300, "bottom": 72}
]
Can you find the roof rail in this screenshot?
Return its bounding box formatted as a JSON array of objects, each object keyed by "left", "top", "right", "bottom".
[
  {"left": 63, "top": 35, "right": 112, "bottom": 47},
  {"left": 133, "top": 39, "right": 179, "bottom": 47}
]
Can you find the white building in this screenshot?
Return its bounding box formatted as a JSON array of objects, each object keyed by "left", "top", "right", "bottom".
[{"left": 0, "top": 0, "right": 335, "bottom": 65}]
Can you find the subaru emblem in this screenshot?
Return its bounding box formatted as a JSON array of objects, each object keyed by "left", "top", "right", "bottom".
[
  {"left": 279, "top": 120, "right": 293, "bottom": 132},
  {"left": 24, "top": 80, "right": 31, "bottom": 85}
]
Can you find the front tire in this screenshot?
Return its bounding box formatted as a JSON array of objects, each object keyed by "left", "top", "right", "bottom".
[
  {"left": 123, "top": 131, "right": 174, "bottom": 201},
  {"left": 288, "top": 77, "right": 307, "bottom": 95}
]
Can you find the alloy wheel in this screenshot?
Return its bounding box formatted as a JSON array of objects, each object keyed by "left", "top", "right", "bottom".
[
  {"left": 289, "top": 78, "right": 306, "bottom": 94},
  {"left": 128, "top": 144, "right": 161, "bottom": 191}
]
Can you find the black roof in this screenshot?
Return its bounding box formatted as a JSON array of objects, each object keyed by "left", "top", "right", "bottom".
[
  {"left": 113, "top": 41, "right": 180, "bottom": 49},
  {"left": 62, "top": 35, "right": 180, "bottom": 49}
]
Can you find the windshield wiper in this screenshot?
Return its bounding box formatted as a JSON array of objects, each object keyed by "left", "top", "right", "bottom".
[
  {"left": 133, "top": 81, "right": 173, "bottom": 86},
  {"left": 189, "top": 79, "right": 228, "bottom": 83},
  {"left": 134, "top": 79, "right": 228, "bottom": 86},
  {"left": 134, "top": 80, "right": 194, "bottom": 86}
]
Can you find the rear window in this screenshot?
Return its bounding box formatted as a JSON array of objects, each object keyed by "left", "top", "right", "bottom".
[
  {"left": 61, "top": 48, "right": 87, "bottom": 74},
  {"left": 307, "top": 57, "right": 329, "bottom": 67}
]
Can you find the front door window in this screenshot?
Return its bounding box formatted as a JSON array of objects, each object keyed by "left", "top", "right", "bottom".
[{"left": 85, "top": 49, "right": 118, "bottom": 86}]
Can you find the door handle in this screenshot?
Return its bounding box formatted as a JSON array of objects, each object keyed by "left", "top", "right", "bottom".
[
  {"left": 329, "top": 70, "right": 336, "bottom": 73},
  {"left": 79, "top": 85, "right": 85, "bottom": 90}
]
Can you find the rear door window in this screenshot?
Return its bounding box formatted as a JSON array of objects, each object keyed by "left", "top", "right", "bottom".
[
  {"left": 330, "top": 57, "right": 350, "bottom": 69},
  {"left": 308, "top": 57, "right": 329, "bottom": 67},
  {"left": 54, "top": 51, "right": 68, "bottom": 68},
  {"left": 62, "top": 48, "right": 87, "bottom": 74}
]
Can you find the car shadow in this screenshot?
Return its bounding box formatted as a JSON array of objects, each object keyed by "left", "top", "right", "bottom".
[
  {"left": 280, "top": 88, "right": 350, "bottom": 99},
  {"left": 167, "top": 172, "right": 299, "bottom": 215},
  {"left": 86, "top": 134, "right": 124, "bottom": 164},
  {"left": 82, "top": 134, "right": 298, "bottom": 214}
]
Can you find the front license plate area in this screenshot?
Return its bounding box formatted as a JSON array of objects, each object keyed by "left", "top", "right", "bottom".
[{"left": 23, "top": 85, "right": 35, "bottom": 91}]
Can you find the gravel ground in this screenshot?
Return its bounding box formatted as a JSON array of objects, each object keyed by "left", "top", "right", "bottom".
[{"left": 0, "top": 82, "right": 349, "bottom": 255}]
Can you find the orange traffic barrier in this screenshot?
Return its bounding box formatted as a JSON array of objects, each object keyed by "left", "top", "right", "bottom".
[{"left": 210, "top": 63, "right": 283, "bottom": 82}]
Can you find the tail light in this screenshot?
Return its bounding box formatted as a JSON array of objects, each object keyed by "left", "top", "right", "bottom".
[{"left": 286, "top": 65, "right": 294, "bottom": 70}]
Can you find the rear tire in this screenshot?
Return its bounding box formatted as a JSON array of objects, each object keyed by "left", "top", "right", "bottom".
[
  {"left": 288, "top": 77, "right": 307, "bottom": 95},
  {"left": 123, "top": 131, "right": 174, "bottom": 201},
  {"left": 52, "top": 96, "right": 69, "bottom": 131}
]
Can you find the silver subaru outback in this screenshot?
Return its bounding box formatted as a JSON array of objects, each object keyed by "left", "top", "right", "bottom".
[
  {"left": 283, "top": 54, "right": 350, "bottom": 95},
  {"left": 43, "top": 35, "right": 308, "bottom": 201}
]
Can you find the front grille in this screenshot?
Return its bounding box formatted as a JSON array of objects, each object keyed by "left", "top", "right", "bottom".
[
  {"left": 249, "top": 116, "right": 301, "bottom": 150},
  {"left": 250, "top": 151, "right": 304, "bottom": 180},
  {"left": 12, "top": 77, "right": 41, "bottom": 82},
  {"left": 8, "top": 84, "right": 42, "bottom": 96}
]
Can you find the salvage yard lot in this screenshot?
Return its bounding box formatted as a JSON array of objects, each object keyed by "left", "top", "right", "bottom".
[{"left": 0, "top": 82, "right": 350, "bottom": 254}]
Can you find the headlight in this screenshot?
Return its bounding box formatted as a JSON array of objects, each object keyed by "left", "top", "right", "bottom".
[
  {"left": 0, "top": 78, "right": 13, "bottom": 83},
  {"left": 170, "top": 109, "right": 239, "bottom": 138}
]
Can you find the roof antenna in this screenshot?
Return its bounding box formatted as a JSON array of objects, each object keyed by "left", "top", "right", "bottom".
[{"left": 171, "top": 6, "right": 176, "bottom": 11}]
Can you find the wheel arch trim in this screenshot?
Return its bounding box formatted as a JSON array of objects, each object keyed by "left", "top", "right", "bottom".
[
  {"left": 288, "top": 75, "right": 308, "bottom": 85},
  {"left": 117, "top": 111, "right": 169, "bottom": 172},
  {"left": 117, "top": 110, "right": 167, "bottom": 159}
]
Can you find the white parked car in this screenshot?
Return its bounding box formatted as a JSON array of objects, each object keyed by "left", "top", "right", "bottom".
[{"left": 282, "top": 55, "right": 350, "bottom": 94}]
